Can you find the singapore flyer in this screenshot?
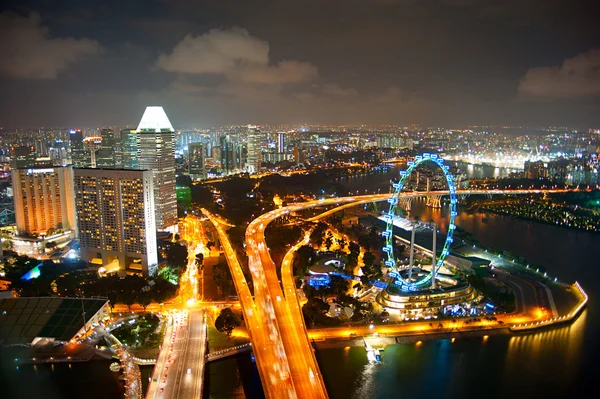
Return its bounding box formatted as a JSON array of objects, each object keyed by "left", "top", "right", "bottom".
[{"left": 382, "top": 153, "right": 458, "bottom": 291}]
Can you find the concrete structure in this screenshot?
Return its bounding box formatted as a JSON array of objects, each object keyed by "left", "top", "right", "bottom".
[
  {"left": 136, "top": 106, "right": 178, "bottom": 231},
  {"left": 11, "top": 166, "right": 76, "bottom": 237},
  {"left": 74, "top": 168, "right": 158, "bottom": 276}
]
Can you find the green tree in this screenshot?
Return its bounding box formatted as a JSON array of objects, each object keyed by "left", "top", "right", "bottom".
[
  {"left": 215, "top": 308, "right": 242, "bottom": 337},
  {"left": 138, "top": 291, "right": 152, "bottom": 311}
]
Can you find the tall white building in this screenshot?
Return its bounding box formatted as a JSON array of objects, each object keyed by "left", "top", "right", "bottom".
[
  {"left": 136, "top": 106, "right": 178, "bottom": 231},
  {"left": 246, "top": 127, "right": 262, "bottom": 174},
  {"left": 74, "top": 168, "right": 158, "bottom": 277},
  {"left": 12, "top": 166, "right": 77, "bottom": 237}
]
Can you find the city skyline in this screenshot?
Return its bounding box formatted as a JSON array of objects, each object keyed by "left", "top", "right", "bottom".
[{"left": 1, "top": 0, "right": 599, "bottom": 128}]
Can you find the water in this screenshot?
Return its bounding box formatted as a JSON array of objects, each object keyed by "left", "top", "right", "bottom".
[
  {"left": 0, "top": 359, "right": 124, "bottom": 399},
  {"left": 318, "top": 163, "right": 599, "bottom": 398}
]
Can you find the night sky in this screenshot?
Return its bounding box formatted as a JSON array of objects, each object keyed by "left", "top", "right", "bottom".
[{"left": 1, "top": 0, "right": 599, "bottom": 127}]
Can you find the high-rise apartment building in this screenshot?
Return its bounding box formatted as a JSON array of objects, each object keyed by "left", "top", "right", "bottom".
[
  {"left": 74, "top": 168, "right": 158, "bottom": 277},
  {"left": 120, "top": 129, "right": 138, "bottom": 169},
  {"left": 188, "top": 142, "right": 205, "bottom": 179},
  {"left": 246, "top": 127, "right": 262, "bottom": 174},
  {"left": 136, "top": 106, "right": 177, "bottom": 231},
  {"left": 69, "top": 129, "right": 91, "bottom": 167},
  {"left": 12, "top": 166, "right": 76, "bottom": 237}
]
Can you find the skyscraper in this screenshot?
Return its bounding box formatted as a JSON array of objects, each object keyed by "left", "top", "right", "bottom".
[
  {"left": 136, "top": 106, "right": 177, "bottom": 231},
  {"left": 188, "top": 142, "right": 205, "bottom": 179},
  {"left": 11, "top": 146, "right": 38, "bottom": 169},
  {"left": 220, "top": 135, "right": 236, "bottom": 175},
  {"left": 246, "top": 127, "right": 262, "bottom": 174},
  {"left": 69, "top": 129, "right": 90, "bottom": 167},
  {"left": 120, "top": 129, "right": 138, "bottom": 169},
  {"left": 12, "top": 166, "right": 76, "bottom": 237},
  {"left": 74, "top": 168, "right": 158, "bottom": 277},
  {"left": 277, "top": 132, "right": 286, "bottom": 154},
  {"left": 96, "top": 128, "right": 116, "bottom": 168}
]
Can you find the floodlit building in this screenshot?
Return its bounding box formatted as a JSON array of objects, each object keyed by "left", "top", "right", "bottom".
[
  {"left": 74, "top": 168, "right": 158, "bottom": 277},
  {"left": 11, "top": 166, "right": 77, "bottom": 238},
  {"left": 136, "top": 107, "right": 178, "bottom": 231}
]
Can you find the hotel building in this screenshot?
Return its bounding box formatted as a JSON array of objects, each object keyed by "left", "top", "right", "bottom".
[{"left": 74, "top": 168, "right": 158, "bottom": 277}]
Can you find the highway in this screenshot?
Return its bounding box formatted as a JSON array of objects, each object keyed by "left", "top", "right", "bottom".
[
  {"left": 170, "top": 309, "right": 206, "bottom": 399},
  {"left": 247, "top": 214, "right": 329, "bottom": 399},
  {"left": 203, "top": 208, "right": 297, "bottom": 399}
]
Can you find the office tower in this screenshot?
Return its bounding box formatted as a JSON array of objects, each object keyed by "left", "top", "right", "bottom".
[
  {"left": 12, "top": 166, "right": 76, "bottom": 237},
  {"left": 188, "top": 142, "right": 205, "bottom": 179},
  {"left": 277, "top": 132, "right": 286, "bottom": 153},
  {"left": 96, "top": 128, "right": 116, "bottom": 168},
  {"left": 220, "top": 135, "right": 235, "bottom": 175},
  {"left": 74, "top": 168, "right": 158, "bottom": 277},
  {"left": 120, "top": 129, "right": 138, "bottom": 169},
  {"left": 11, "top": 146, "right": 37, "bottom": 168},
  {"left": 69, "top": 129, "right": 91, "bottom": 167},
  {"left": 246, "top": 127, "right": 262, "bottom": 174},
  {"left": 136, "top": 106, "right": 177, "bottom": 231}
]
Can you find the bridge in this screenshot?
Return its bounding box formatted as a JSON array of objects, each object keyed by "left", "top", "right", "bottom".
[{"left": 206, "top": 343, "right": 253, "bottom": 362}]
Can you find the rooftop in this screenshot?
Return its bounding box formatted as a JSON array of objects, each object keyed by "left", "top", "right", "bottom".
[
  {"left": 136, "top": 106, "right": 174, "bottom": 133},
  {"left": 0, "top": 297, "right": 108, "bottom": 346}
]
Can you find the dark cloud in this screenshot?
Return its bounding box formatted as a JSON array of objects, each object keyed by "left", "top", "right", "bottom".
[
  {"left": 157, "top": 28, "right": 318, "bottom": 86},
  {"left": 519, "top": 48, "right": 600, "bottom": 98},
  {"left": 0, "top": 12, "right": 102, "bottom": 79},
  {"left": 0, "top": 0, "right": 599, "bottom": 127}
]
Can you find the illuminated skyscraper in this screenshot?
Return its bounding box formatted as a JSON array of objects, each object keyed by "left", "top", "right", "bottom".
[
  {"left": 69, "top": 129, "right": 90, "bottom": 167},
  {"left": 246, "top": 127, "right": 262, "bottom": 174},
  {"left": 96, "top": 128, "right": 116, "bottom": 168},
  {"left": 277, "top": 132, "right": 286, "bottom": 153},
  {"left": 188, "top": 142, "right": 205, "bottom": 179},
  {"left": 12, "top": 166, "right": 76, "bottom": 237},
  {"left": 136, "top": 106, "right": 177, "bottom": 230},
  {"left": 74, "top": 168, "right": 158, "bottom": 277},
  {"left": 120, "top": 129, "right": 138, "bottom": 169}
]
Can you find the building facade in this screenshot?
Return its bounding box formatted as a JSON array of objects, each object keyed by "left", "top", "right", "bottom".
[
  {"left": 69, "top": 129, "right": 91, "bottom": 167},
  {"left": 120, "top": 129, "right": 138, "bottom": 169},
  {"left": 188, "top": 142, "right": 205, "bottom": 179},
  {"left": 136, "top": 107, "right": 178, "bottom": 231},
  {"left": 74, "top": 168, "right": 158, "bottom": 276},
  {"left": 11, "top": 166, "right": 76, "bottom": 237},
  {"left": 246, "top": 127, "right": 262, "bottom": 174}
]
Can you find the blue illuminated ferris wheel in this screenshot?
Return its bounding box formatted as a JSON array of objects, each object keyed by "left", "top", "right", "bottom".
[{"left": 382, "top": 153, "right": 458, "bottom": 291}]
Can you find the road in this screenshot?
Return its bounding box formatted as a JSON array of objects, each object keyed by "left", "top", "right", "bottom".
[
  {"left": 147, "top": 310, "right": 207, "bottom": 399},
  {"left": 203, "top": 208, "right": 297, "bottom": 399},
  {"left": 247, "top": 213, "right": 329, "bottom": 399}
]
